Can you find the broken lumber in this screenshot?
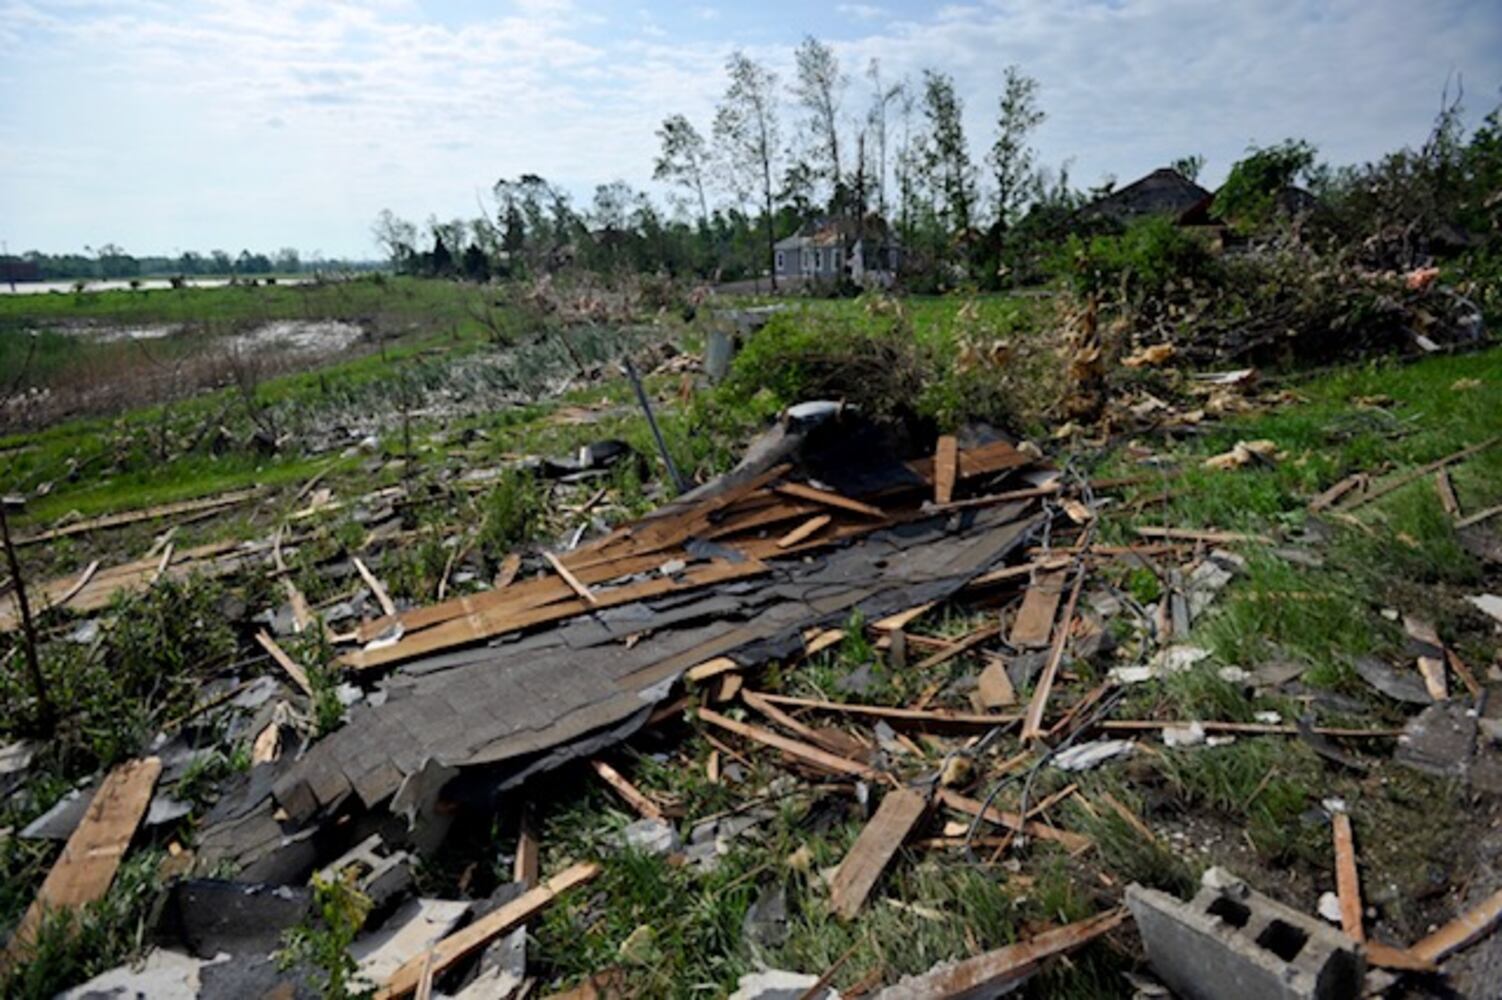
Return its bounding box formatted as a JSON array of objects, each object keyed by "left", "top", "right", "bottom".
[
  {"left": 1009, "top": 567, "right": 1067, "bottom": 648},
  {"left": 2, "top": 757, "right": 162, "bottom": 969},
  {"left": 1457, "top": 502, "right": 1502, "bottom": 529},
  {"left": 697, "top": 707, "right": 880, "bottom": 781},
  {"left": 13, "top": 488, "right": 259, "bottom": 546},
  {"left": 589, "top": 760, "right": 663, "bottom": 821},
  {"left": 933, "top": 435, "right": 958, "bottom": 506},
  {"left": 354, "top": 556, "right": 398, "bottom": 617},
  {"left": 1404, "top": 615, "right": 1448, "bottom": 701},
  {"left": 378, "top": 862, "right": 601, "bottom": 999},
  {"left": 50, "top": 559, "right": 100, "bottom": 611},
  {"left": 1134, "top": 526, "right": 1274, "bottom": 545},
  {"left": 751, "top": 692, "right": 1021, "bottom": 730},
  {"left": 913, "top": 624, "right": 1000, "bottom": 671},
  {"left": 1410, "top": 888, "right": 1502, "bottom": 964},
  {"left": 544, "top": 551, "right": 599, "bottom": 607},
  {"left": 774, "top": 481, "right": 886, "bottom": 519},
  {"left": 1101, "top": 719, "right": 1401, "bottom": 738},
  {"left": 1332, "top": 813, "right": 1363, "bottom": 942},
  {"left": 935, "top": 789, "right": 1090, "bottom": 852},
  {"left": 829, "top": 787, "right": 929, "bottom": 920},
  {"left": 777, "top": 514, "right": 832, "bottom": 548},
  {"left": 870, "top": 908, "right": 1126, "bottom": 999},
  {"left": 1309, "top": 473, "right": 1365, "bottom": 512},
  {"left": 255, "top": 630, "right": 315, "bottom": 699},
  {"left": 1435, "top": 469, "right": 1461, "bottom": 517},
  {"left": 1341, "top": 436, "right": 1502, "bottom": 512},
  {"left": 1020, "top": 566, "right": 1086, "bottom": 741}
]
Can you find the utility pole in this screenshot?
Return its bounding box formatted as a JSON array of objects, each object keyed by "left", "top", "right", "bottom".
[{"left": 0, "top": 497, "right": 53, "bottom": 734}]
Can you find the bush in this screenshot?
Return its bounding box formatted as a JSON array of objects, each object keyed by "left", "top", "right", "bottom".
[
  {"left": 478, "top": 468, "right": 544, "bottom": 563},
  {"left": 1054, "top": 216, "right": 1222, "bottom": 306}
]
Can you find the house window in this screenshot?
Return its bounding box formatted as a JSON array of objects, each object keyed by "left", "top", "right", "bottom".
[
  {"left": 775, "top": 251, "right": 784, "bottom": 271},
  {"left": 833, "top": 248, "right": 842, "bottom": 267},
  {"left": 816, "top": 249, "right": 824, "bottom": 271}
]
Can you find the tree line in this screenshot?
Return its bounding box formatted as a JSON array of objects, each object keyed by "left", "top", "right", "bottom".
[
  {"left": 2, "top": 246, "right": 377, "bottom": 284},
  {"left": 377, "top": 38, "right": 1084, "bottom": 291}
]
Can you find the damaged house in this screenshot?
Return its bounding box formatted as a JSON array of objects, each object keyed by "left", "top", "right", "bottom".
[{"left": 772, "top": 215, "right": 903, "bottom": 287}]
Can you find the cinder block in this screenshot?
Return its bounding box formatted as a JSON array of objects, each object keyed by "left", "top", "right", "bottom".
[{"left": 1127, "top": 868, "right": 1364, "bottom": 1000}]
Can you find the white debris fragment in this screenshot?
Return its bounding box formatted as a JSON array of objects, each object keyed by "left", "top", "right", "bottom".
[
  {"left": 1466, "top": 594, "right": 1502, "bottom": 625},
  {"left": 1217, "top": 666, "right": 1252, "bottom": 684},
  {"left": 1053, "top": 739, "right": 1135, "bottom": 771},
  {"left": 1162, "top": 723, "right": 1206, "bottom": 748},
  {"left": 1318, "top": 892, "right": 1343, "bottom": 925},
  {"left": 1323, "top": 798, "right": 1347, "bottom": 814},
  {"left": 1157, "top": 645, "right": 1212, "bottom": 673},
  {"left": 1206, "top": 736, "right": 1236, "bottom": 747},
  {"left": 1254, "top": 711, "right": 1283, "bottom": 725},
  {"left": 1108, "top": 665, "right": 1156, "bottom": 685}
]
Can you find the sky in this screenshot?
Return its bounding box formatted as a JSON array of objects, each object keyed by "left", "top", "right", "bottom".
[{"left": 2, "top": 0, "right": 1499, "bottom": 260}]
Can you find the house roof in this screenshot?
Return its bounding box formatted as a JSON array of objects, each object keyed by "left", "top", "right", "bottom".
[{"left": 1082, "top": 168, "right": 1211, "bottom": 223}]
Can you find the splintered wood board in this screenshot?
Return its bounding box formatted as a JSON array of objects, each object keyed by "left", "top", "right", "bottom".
[
  {"left": 3, "top": 757, "right": 161, "bottom": 968},
  {"left": 829, "top": 787, "right": 929, "bottom": 919},
  {"left": 1009, "top": 567, "right": 1067, "bottom": 648}
]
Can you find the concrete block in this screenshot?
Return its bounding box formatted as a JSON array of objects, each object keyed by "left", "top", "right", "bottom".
[{"left": 1127, "top": 869, "right": 1364, "bottom": 1000}]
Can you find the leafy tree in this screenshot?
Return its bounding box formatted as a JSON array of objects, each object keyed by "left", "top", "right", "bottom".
[
  {"left": 714, "top": 51, "right": 782, "bottom": 288},
  {"left": 919, "top": 70, "right": 976, "bottom": 236},
  {"left": 987, "top": 65, "right": 1046, "bottom": 230},
  {"left": 653, "top": 114, "right": 713, "bottom": 227},
  {"left": 1171, "top": 154, "right": 1206, "bottom": 183},
  {"left": 865, "top": 59, "right": 903, "bottom": 220},
  {"left": 1212, "top": 139, "right": 1318, "bottom": 227},
  {"left": 790, "top": 36, "right": 848, "bottom": 196},
  {"left": 371, "top": 209, "right": 418, "bottom": 266}
]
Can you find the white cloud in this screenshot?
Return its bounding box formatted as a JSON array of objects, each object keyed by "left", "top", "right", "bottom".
[{"left": 1, "top": 0, "right": 1498, "bottom": 256}]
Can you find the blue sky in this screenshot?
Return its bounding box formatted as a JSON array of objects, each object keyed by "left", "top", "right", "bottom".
[{"left": 2, "top": 0, "right": 1499, "bottom": 259}]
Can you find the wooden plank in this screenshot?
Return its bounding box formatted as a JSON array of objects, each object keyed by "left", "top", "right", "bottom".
[
  {"left": 13, "top": 488, "right": 259, "bottom": 546},
  {"left": 1365, "top": 942, "right": 1437, "bottom": 972},
  {"left": 1100, "top": 791, "right": 1156, "bottom": 844},
  {"left": 1309, "top": 473, "right": 1365, "bottom": 512},
  {"left": 829, "top": 788, "right": 929, "bottom": 919},
  {"left": 906, "top": 438, "right": 1032, "bottom": 484},
  {"left": 753, "top": 692, "right": 1022, "bottom": 729},
  {"left": 1404, "top": 615, "right": 1448, "bottom": 701},
  {"left": 544, "top": 551, "right": 599, "bottom": 607},
  {"left": 685, "top": 656, "right": 739, "bottom": 683},
  {"left": 1100, "top": 719, "right": 1402, "bottom": 738},
  {"left": 976, "top": 659, "right": 1017, "bottom": 708},
  {"left": 1341, "top": 437, "right": 1501, "bottom": 512},
  {"left": 872, "top": 603, "right": 937, "bottom": 633},
  {"left": 51, "top": 559, "right": 100, "bottom": 610},
  {"left": 255, "top": 630, "right": 315, "bottom": 698},
  {"left": 1411, "top": 888, "right": 1502, "bottom": 964},
  {"left": 1457, "top": 502, "right": 1502, "bottom": 529},
  {"left": 1447, "top": 649, "right": 1484, "bottom": 700},
  {"left": 1332, "top": 813, "right": 1364, "bottom": 942},
  {"left": 353, "top": 556, "right": 398, "bottom": 618},
  {"left": 1134, "top": 526, "right": 1274, "bottom": 545},
  {"left": 935, "top": 789, "right": 1091, "bottom": 852},
  {"left": 933, "top": 435, "right": 958, "bottom": 505},
  {"left": 2, "top": 757, "right": 162, "bottom": 968},
  {"left": 346, "top": 557, "right": 768, "bottom": 670},
  {"left": 697, "top": 707, "right": 879, "bottom": 780},
  {"left": 777, "top": 514, "right": 832, "bottom": 548},
  {"left": 914, "top": 625, "right": 1000, "bottom": 672},
  {"left": 774, "top": 481, "right": 886, "bottom": 519},
  {"left": 1021, "top": 566, "right": 1087, "bottom": 741},
  {"left": 494, "top": 552, "right": 522, "bottom": 589},
  {"left": 873, "top": 908, "right": 1125, "bottom": 998},
  {"left": 377, "top": 862, "right": 601, "bottom": 999},
  {"left": 589, "top": 760, "right": 663, "bottom": 821},
  {"left": 1009, "top": 568, "right": 1067, "bottom": 648},
  {"left": 1435, "top": 470, "right": 1461, "bottom": 517}
]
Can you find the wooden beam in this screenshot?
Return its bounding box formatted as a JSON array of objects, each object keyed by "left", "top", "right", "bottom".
[
  {"left": 255, "top": 630, "right": 315, "bottom": 699},
  {"left": 914, "top": 625, "right": 1000, "bottom": 671},
  {"left": 935, "top": 788, "right": 1090, "bottom": 852},
  {"left": 544, "top": 551, "right": 599, "bottom": 607},
  {"left": 1332, "top": 813, "right": 1364, "bottom": 943},
  {"left": 829, "top": 787, "right": 929, "bottom": 919},
  {"left": 13, "top": 488, "right": 259, "bottom": 547},
  {"left": 589, "top": 760, "right": 663, "bottom": 821},
  {"left": 2, "top": 757, "right": 161, "bottom": 969},
  {"left": 1457, "top": 503, "right": 1502, "bottom": 529},
  {"left": 378, "top": 862, "right": 601, "bottom": 999},
  {"left": 1309, "top": 474, "right": 1365, "bottom": 513},
  {"left": 774, "top": 481, "right": 887, "bottom": 519},
  {"left": 752, "top": 692, "right": 1021, "bottom": 729},
  {"left": 1009, "top": 568, "right": 1067, "bottom": 648},
  {"left": 353, "top": 556, "right": 398, "bottom": 617},
  {"left": 514, "top": 805, "right": 539, "bottom": 889},
  {"left": 1435, "top": 469, "right": 1461, "bottom": 517},
  {"left": 873, "top": 908, "right": 1125, "bottom": 998},
  {"left": 697, "top": 707, "right": 880, "bottom": 780},
  {"left": 51, "top": 560, "right": 100, "bottom": 610},
  {"left": 1341, "top": 436, "right": 1501, "bottom": 512},
  {"left": 777, "top": 514, "right": 832, "bottom": 549},
  {"left": 1134, "top": 526, "right": 1274, "bottom": 545},
  {"left": 933, "top": 435, "right": 958, "bottom": 506},
  {"left": 1411, "top": 888, "right": 1502, "bottom": 964},
  {"left": 1021, "top": 566, "right": 1086, "bottom": 742}
]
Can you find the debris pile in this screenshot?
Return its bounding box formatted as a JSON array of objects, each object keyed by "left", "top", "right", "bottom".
[{"left": 4, "top": 397, "right": 1502, "bottom": 997}]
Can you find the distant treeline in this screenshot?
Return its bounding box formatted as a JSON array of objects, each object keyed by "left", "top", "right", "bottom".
[{"left": 1, "top": 246, "right": 381, "bottom": 283}]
